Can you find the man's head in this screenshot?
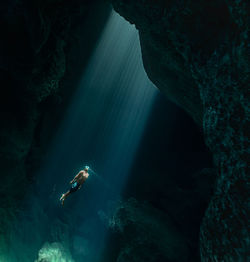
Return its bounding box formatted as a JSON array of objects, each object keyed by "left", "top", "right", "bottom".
[{"left": 84, "top": 166, "right": 89, "bottom": 172}]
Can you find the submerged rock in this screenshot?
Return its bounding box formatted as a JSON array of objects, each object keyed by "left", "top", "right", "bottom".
[
  {"left": 111, "top": 0, "right": 249, "bottom": 260},
  {"left": 35, "top": 242, "right": 75, "bottom": 262},
  {"left": 0, "top": 0, "right": 111, "bottom": 260},
  {"left": 106, "top": 198, "right": 189, "bottom": 262},
  {"left": 0, "top": 0, "right": 248, "bottom": 261}
]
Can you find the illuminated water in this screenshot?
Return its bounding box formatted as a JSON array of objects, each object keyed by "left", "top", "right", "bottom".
[{"left": 3, "top": 10, "right": 157, "bottom": 262}]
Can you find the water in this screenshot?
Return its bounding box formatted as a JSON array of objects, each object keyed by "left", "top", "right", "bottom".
[{"left": 5, "top": 10, "right": 157, "bottom": 262}]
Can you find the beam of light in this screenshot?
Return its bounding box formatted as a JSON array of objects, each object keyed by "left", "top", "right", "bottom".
[
  {"left": 48, "top": 11, "right": 157, "bottom": 260},
  {"left": 50, "top": 10, "right": 157, "bottom": 261},
  {"left": 6, "top": 10, "right": 158, "bottom": 262},
  {"left": 38, "top": 9, "right": 157, "bottom": 198}
]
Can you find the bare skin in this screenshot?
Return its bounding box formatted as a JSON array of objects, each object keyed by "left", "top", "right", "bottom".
[{"left": 60, "top": 168, "right": 89, "bottom": 205}]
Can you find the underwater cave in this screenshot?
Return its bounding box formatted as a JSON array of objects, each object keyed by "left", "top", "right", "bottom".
[{"left": 0, "top": 0, "right": 249, "bottom": 261}]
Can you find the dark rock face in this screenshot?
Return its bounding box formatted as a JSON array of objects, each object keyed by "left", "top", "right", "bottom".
[
  {"left": 0, "top": 0, "right": 248, "bottom": 261},
  {"left": 0, "top": 0, "right": 108, "bottom": 182},
  {"left": 0, "top": 0, "right": 111, "bottom": 257},
  {"left": 105, "top": 198, "right": 189, "bottom": 262},
  {"left": 111, "top": 0, "right": 249, "bottom": 261}
]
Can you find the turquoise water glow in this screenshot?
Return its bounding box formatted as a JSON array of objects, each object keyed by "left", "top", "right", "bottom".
[{"left": 32, "top": 10, "right": 157, "bottom": 262}]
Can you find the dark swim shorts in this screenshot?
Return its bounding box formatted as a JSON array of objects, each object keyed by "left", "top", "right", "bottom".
[{"left": 70, "top": 181, "right": 80, "bottom": 193}]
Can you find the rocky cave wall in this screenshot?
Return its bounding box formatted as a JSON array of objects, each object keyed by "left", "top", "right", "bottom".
[
  {"left": 0, "top": 0, "right": 111, "bottom": 194},
  {"left": 0, "top": 0, "right": 249, "bottom": 261},
  {"left": 0, "top": 0, "right": 111, "bottom": 259},
  {"left": 111, "top": 0, "right": 249, "bottom": 261}
]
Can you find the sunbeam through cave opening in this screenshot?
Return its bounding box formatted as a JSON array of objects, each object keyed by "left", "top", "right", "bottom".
[
  {"left": 28, "top": 10, "right": 157, "bottom": 262},
  {"left": 1, "top": 0, "right": 247, "bottom": 261}
]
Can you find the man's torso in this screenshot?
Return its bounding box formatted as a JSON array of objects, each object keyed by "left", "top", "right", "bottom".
[{"left": 76, "top": 171, "right": 89, "bottom": 185}]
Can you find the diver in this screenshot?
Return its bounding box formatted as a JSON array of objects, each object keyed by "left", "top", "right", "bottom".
[{"left": 60, "top": 166, "right": 90, "bottom": 205}]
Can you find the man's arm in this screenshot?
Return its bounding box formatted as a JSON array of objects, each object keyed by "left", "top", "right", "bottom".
[{"left": 70, "top": 171, "right": 83, "bottom": 184}]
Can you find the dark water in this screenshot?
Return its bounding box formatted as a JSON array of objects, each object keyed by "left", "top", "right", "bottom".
[
  {"left": 4, "top": 10, "right": 211, "bottom": 262},
  {"left": 5, "top": 11, "right": 157, "bottom": 262}
]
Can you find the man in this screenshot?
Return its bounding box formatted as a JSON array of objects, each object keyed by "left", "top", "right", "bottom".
[{"left": 60, "top": 166, "right": 89, "bottom": 205}]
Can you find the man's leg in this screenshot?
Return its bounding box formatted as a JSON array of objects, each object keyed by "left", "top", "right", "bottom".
[{"left": 60, "top": 190, "right": 71, "bottom": 205}]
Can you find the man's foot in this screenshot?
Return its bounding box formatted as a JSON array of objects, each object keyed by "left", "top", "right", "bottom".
[
  {"left": 60, "top": 194, "right": 65, "bottom": 205},
  {"left": 60, "top": 194, "right": 64, "bottom": 201}
]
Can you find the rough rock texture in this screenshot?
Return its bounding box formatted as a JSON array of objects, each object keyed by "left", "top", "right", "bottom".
[
  {"left": 0, "top": 0, "right": 248, "bottom": 261},
  {"left": 111, "top": 0, "right": 249, "bottom": 261},
  {"left": 0, "top": 0, "right": 111, "bottom": 259},
  {"left": 104, "top": 198, "right": 189, "bottom": 262},
  {"left": 0, "top": 0, "right": 108, "bottom": 189},
  {"left": 35, "top": 242, "right": 75, "bottom": 262}
]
